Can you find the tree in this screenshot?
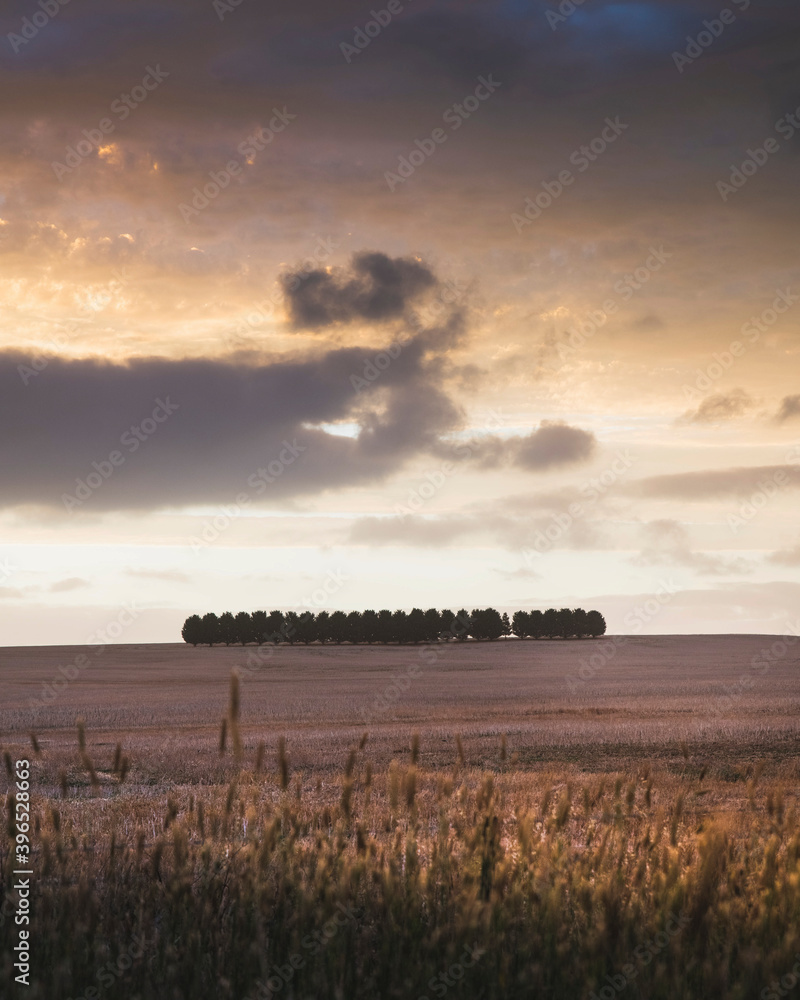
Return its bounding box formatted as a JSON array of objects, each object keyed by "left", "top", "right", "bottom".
[
  {"left": 501, "top": 612, "right": 511, "bottom": 638},
  {"left": 528, "top": 610, "right": 544, "bottom": 638},
  {"left": 392, "top": 610, "right": 409, "bottom": 644},
  {"left": 346, "top": 610, "right": 364, "bottom": 643},
  {"left": 556, "top": 608, "right": 574, "bottom": 639},
  {"left": 361, "top": 610, "right": 379, "bottom": 644},
  {"left": 234, "top": 611, "right": 255, "bottom": 645},
  {"left": 218, "top": 611, "right": 237, "bottom": 645},
  {"left": 586, "top": 610, "right": 607, "bottom": 638},
  {"left": 181, "top": 615, "right": 203, "bottom": 646},
  {"left": 294, "top": 611, "right": 317, "bottom": 644},
  {"left": 424, "top": 608, "right": 442, "bottom": 642},
  {"left": 407, "top": 608, "right": 427, "bottom": 644},
  {"left": 251, "top": 610, "right": 269, "bottom": 644},
  {"left": 376, "top": 610, "right": 393, "bottom": 644},
  {"left": 316, "top": 611, "right": 330, "bottom": 643},
  {"left": 511, "top": 611, "right": 530, "bottom": 639},
  {"left": 329, "top": 611, "right": 348, "bottom": 644},
  {"left": 266, "top": 610, "right": 287, "bottom": 644},
  {"left": 471, "top": 608, "right": 504, "bottom": 640},
  {"left": 572, "top": 608, "right": 589, "bottom": 638},
  {"left": 283, "top": 611, "right": 301, "bottom": 644},
  {"left": 200, "top": 612, "right": 220, "bottom": 646},
  {"left": 455, "top": 609, "right": 472, "bottom": 640},
  {"left": 542, "top": 608, "right": 559, "bottom": 638}
]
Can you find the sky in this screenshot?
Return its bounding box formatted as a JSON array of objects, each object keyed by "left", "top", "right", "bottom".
[{"left": 1, "top": 0, "right": 799, "bottom": 644}]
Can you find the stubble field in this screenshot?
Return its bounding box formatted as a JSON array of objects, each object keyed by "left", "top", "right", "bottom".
[{"left": 2, "top": 635, "right": 800, "bottom": 999}]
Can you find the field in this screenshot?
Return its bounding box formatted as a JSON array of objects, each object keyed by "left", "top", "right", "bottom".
[{"left": 2, "top": 636, "right": 800, "bottom": 999}]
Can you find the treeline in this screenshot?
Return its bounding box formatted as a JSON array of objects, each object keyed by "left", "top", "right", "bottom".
[{"left": 181, "top": 606, "right": 606, "bottom": 646}]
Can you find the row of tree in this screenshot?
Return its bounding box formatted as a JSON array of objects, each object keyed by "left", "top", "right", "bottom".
[{"left": 181, "top": 607, "right": 607, "bottom": 646}]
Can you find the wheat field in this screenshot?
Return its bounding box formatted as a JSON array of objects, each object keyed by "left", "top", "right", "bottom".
[{"left": 2, "top": 636, "right": 800, "bottom": 999}]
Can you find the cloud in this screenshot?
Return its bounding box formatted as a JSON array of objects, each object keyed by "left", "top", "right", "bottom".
[
  {"left": 514, "top": 422, "right": 596, "bottom": 470},
  {"left": 768, "top": 544, "right": 800, "bottom": 566},
  {"left": 630, "top": 466, "right": 800, "bottom": 501},
  {"left": 349, "top": 514, "right": 476, "bottom": 548},
  {"left": 457, "top": 422, "right": 597, "bottom": 471},
  {"left": 775, "top": 395, "right": 800, "bottom": 422},
  {"left": 48, "top": 577, "right": 90, "bottom": 593},
  {"left": 678, "top": 388, "right": 754, "bottom": 424},
  {"left": 632, "top": 520, "right": 755, "bottom": 576},
  {"left": 123, "top": 568, "right": 190, "bottom": 583},
  {"left": 281, "top": 251, "right": 438, "bottom": 331}
]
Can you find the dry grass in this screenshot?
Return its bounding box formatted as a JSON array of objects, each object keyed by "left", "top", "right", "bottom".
[{"left": 1, "top": 637, "right": 800, "bottom": 998}]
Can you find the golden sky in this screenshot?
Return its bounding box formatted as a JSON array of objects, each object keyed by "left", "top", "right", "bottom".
[{"left": 1, "top": 0, "right": 799, "bottom": 643}]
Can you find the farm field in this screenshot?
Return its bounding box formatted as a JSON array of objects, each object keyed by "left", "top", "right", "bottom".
[{"left": 2, "top": 636, "right": 800, "bottom": 999}]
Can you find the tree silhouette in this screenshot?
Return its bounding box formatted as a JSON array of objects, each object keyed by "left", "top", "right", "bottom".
[
  {"left": 329, "top": 610, "right": 348, "bottom": 644},
  {"left": 218, "top": 612, "right": 237, "bottom": 646},
  {"left": 251, "top": 610, "right": 269, "bottom": 644},
  {"left": 234, "top": 611, "right": 254, "bottom": 645},
  {"left": 376, "top": 610, "right": 393, "bottom": 644},
  {"left": 181, "top": 614, "right": 203, "bottom": 646},
  {"left": 542, "top": 608, "right": 559, "bottom": 638},
  {"left": 424, "top": 608, "right": 442, "bottom": 642},
  {"left": 361, "top": 610, "right": 379, "bottom": 643},
  {"left": 346, "top": 610, "right": 364, "bottom": 643},
  {"left": 315, "top": 610, "right": 330, "bottom": 643},
  {"left": 182, "top": 603, "right": 608, "bottom": 645},
  {"left": 200, "top": 612, "right": 219, "bottom": 646},
  {"left": 511, "top": 611, "right": 529, "bottom": 638},
  {"left": 587, "top": 610, "right": 607, "bottom": 637},
  {"left": 455, "top": 609, "right": 472, "bottom": 640}
]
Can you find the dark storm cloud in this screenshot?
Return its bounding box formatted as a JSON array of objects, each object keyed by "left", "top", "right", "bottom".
[
  {"left": 0, "top": 338, "right": 461, "bottom": 512},
  {"left": 281, "top": 251, "right": 437, "bottom": 330},
  {"left": 775, "top": 395, "right": 800, "bottom": 422},
  {"left": 678, "top": 388, "right": 754, "bottom": 424},
  {"left": 456, "top": 422, "right": 597, "bottom": 471},
  {"left": 630, "top": 466, "right": 800, "bottom": 500}
]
